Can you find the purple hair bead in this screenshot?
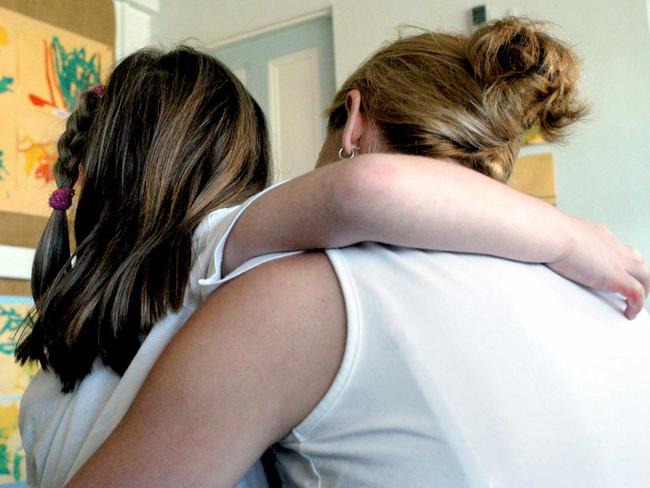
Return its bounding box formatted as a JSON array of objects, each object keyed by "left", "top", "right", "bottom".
[
  {"left": 89, "top": 84, "right": 105, "bottom": 97},
  {"left": 49, "top": 188, "right": 75, "bottom": 211}
]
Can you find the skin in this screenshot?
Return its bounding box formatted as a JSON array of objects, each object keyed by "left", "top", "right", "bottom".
[
  {"left": 67, "top": 252, "right": 343, "bottom": 488},
  {"left": 67, "top": 92, "right": 650, "bottom": 487},
  {"left": 223, "top": 91, "right": 650, "bottom": 318}
]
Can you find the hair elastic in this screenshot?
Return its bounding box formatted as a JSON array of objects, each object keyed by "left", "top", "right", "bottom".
[
  {"left": 49, "top": 188, "right": 75, "bottom": 211},
  {"left": 89, "top": 84, "right": 105, "bottom": 97}
]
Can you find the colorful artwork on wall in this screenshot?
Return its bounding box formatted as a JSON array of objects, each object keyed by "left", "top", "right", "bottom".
[
  {"left": 26, "top": 36, "right": 102, "bottom": 116},
  {"left": 0, "top": 6, "right": 113, "bottom": 218},
  {"left": 0, "top": 77, "right": 12, "bottom": 94},
  {"left": 0, "top": 117, "right": 16, "bottom": 205},
  {"left": 14, "top": 114, "right": 64, "bottom": 217},
  {"left": 0, "top": 150, "right": 7, "bottom": 182},
  {"left": 0, "top": 7, "right": 113, "bottom": 486},
  {"left": 0, "top": 296, "right": 35, "bottom": 487}
]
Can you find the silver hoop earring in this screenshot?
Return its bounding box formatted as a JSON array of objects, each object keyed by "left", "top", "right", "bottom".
[{"left": 338, "top": 146, "right": 358, "bottom": 160}]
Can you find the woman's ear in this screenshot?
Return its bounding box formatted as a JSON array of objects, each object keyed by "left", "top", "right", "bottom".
[{"left": 341, "top": 90, "right": 365, "bottom": 156}]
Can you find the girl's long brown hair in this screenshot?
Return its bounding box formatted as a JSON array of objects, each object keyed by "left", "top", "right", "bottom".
[
  {"left": 327, "top": 17, "right": 588, "bottom": 182},
  {"left": 15, "top": 47, "right": 271, "bottom": 392}
]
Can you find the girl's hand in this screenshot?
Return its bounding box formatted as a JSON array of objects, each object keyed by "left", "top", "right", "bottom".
[{"left": 547, "top": 218, "right": 650, "bottom": 319}]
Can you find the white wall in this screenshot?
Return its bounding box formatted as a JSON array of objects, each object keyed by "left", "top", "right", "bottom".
[
  {"left": 113, "top": 0, "right": 163, "bottom": 59},
  {"left": 139, "top": 0, "right": 650, "bottom": 269},
  {"left": 152, "top": 0, "right": 330, "bottom": 47}
]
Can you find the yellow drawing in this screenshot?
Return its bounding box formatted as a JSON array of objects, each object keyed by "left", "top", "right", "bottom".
[
  {"left": 12, "top": 7, "right": 113, "bottom": 116},
  {"left": 0, "top": 401, "right": 26, "bottom": 484},
  {"left": 0, "top": 6, "right": 113, "bottom": 217},
  {"left": 19, "top": 136, "right": 57, "bottom": 185},
  {"left": 0, "top": 299, "right": 35, "bottom": 485},
  {"left": 0, "top": 21, "right": 17, "bottom": 104},
  {"left": 0, "top": 114, "right": 16, "bottom": 208},
  {"left": 0, "top": 26, "right": 8, "bottom": 46},
  {"left": 0, "top": 150, "right": 7, "bottom": 182},
  {"left": 11, "top": 113, "right": 64, "bottom": 217}
]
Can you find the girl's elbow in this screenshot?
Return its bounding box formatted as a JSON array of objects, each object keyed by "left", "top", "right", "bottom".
[{"left": 329, "top": 154, "right": 399, "bottom": 225}]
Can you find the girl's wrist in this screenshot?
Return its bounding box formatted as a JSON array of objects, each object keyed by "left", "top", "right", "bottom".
[{"left": 545, "top": 213, "right": 579, "bottom": 266}]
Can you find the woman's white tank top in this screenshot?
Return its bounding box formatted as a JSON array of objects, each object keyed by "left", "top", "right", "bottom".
[{"left": 274, "top": 243, "right": 650, "bottom": 488}]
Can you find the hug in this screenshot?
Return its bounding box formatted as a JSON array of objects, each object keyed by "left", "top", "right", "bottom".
[{"left": 14, "top": 16, "right": 650, "bottom": 488}]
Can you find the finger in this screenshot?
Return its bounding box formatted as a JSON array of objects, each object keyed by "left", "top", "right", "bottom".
[
  {"left": 625, "top": 245, "right": 645, "bottom": 262},
  {"left": 627, "top": 262, "right": 650, "bottom": 300},
  {"left": 622, "top": 279, "right": 646, "bottom": 320}
]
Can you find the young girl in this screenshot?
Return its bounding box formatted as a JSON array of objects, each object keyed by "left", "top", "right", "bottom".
[{"left": 18, "top": 30, "right": 647, "bottom": 487}]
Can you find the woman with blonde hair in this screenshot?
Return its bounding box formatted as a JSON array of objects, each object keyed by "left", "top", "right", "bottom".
[{"left": 21, "top": 18, "right": 649, "bottom": 488}]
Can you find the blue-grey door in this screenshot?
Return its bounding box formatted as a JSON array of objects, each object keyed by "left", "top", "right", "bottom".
[{"left": 211, "top": 15, "right": 336, "bottom": 180}]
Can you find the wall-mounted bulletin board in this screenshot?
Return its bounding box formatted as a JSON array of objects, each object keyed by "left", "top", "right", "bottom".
[
  {"left": 0, "top": 2, "right": 114, "bottom": 485},
  {"left": 0, "top": 0, "right": 114, "bottom": 296}
]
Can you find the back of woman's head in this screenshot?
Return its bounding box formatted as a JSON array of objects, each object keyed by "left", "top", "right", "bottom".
[
  {"left": 327, "top": 17, "right": 587, "bottom": 182},
  {"left": 16, "top": 46, "right": 270, "bottom": 392}
]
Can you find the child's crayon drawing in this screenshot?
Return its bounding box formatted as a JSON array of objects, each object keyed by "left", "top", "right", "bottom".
[
  {"left": 0, "top": 304, "right": 24, "bottom": 356},
  {"left": 19, "top": 136, "right": 56, "bottom": 185},
  {"left": 0, "top": 25, "right": 8, "bottom": 46},
  {"left": 52, "top": 36, "right": 100, "bottom": 110},
  {"left": 0, "top": 150, "right": 7, "bottom": 182},
  {"left": 0, "top": 117, "right": 17, "bottom": 205},
  {"left": 0, "top": 25, "right": 15, "bottom": 97},
  {"left": 0, "top": 297, "right": 36, "bottom": 486},
  {"left": 28, "top": 36, "right": 101, "bottom": 113},
  {"left": 0, "top": 7, "right": 110, "bottom": 219},
  {"left": 0, "top": 77, "right": 12, "bottom": 94}
]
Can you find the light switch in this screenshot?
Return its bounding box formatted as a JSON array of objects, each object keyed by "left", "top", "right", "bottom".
[{"left": 472, "top": 5, "right": 488, "bottom": 26}]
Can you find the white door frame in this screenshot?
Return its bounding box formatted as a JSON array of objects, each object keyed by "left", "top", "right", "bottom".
[
  {"left": 209, "top": 9, "right": 334, "bottom": 182},
  {"left": 205, "top": 8, "right": 331, "bottom": 50}
]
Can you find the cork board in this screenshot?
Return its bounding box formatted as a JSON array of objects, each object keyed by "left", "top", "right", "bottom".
[
  {"left": 0, "top": 2, "right": 114, "bottom": 294},
  {"left": 508, "top": 152, "right": 556, "bottom": 206},
  {"left": 0, "top": 7, "right": 113, "bottom": 217},
  {"left": 0, "top": 0, "right": 115, "bottom": 45}
]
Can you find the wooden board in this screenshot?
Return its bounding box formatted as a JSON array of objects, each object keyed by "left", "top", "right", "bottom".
[
  {"left": 0, "top": 0, "right": 115, "bottom": 46},
  {"left": 0, "top": 278, "right": 30, "bottom": 296}
]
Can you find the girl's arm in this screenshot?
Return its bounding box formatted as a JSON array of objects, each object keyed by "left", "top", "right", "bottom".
[{"left": 223, "top": 153, "right": 649, "bottom": 319}]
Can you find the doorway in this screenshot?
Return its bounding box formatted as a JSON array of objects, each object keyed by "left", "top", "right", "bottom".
[{"left": 211, "top": 15, "right": 336, "bottom": 181}]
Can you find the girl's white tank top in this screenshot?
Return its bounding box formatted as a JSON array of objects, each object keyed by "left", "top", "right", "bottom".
[{"left": 19, "top": 185, "right": 296, "bottom": 488}]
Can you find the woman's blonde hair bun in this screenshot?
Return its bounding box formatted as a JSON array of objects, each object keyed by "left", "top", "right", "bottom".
[
  {"left": 327, "top": 16, "right": 588, "bottom": 182},
  {"left": 467, "top": 17, "right": 588, "bottom": 143}
]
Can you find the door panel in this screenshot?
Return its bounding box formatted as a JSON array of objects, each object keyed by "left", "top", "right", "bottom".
[
  {"left": 211, "top": 15, "right": 335, "bottom": 181},
  {"left": 268, "top": 48, "right": 322, "bottom": 180}
]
